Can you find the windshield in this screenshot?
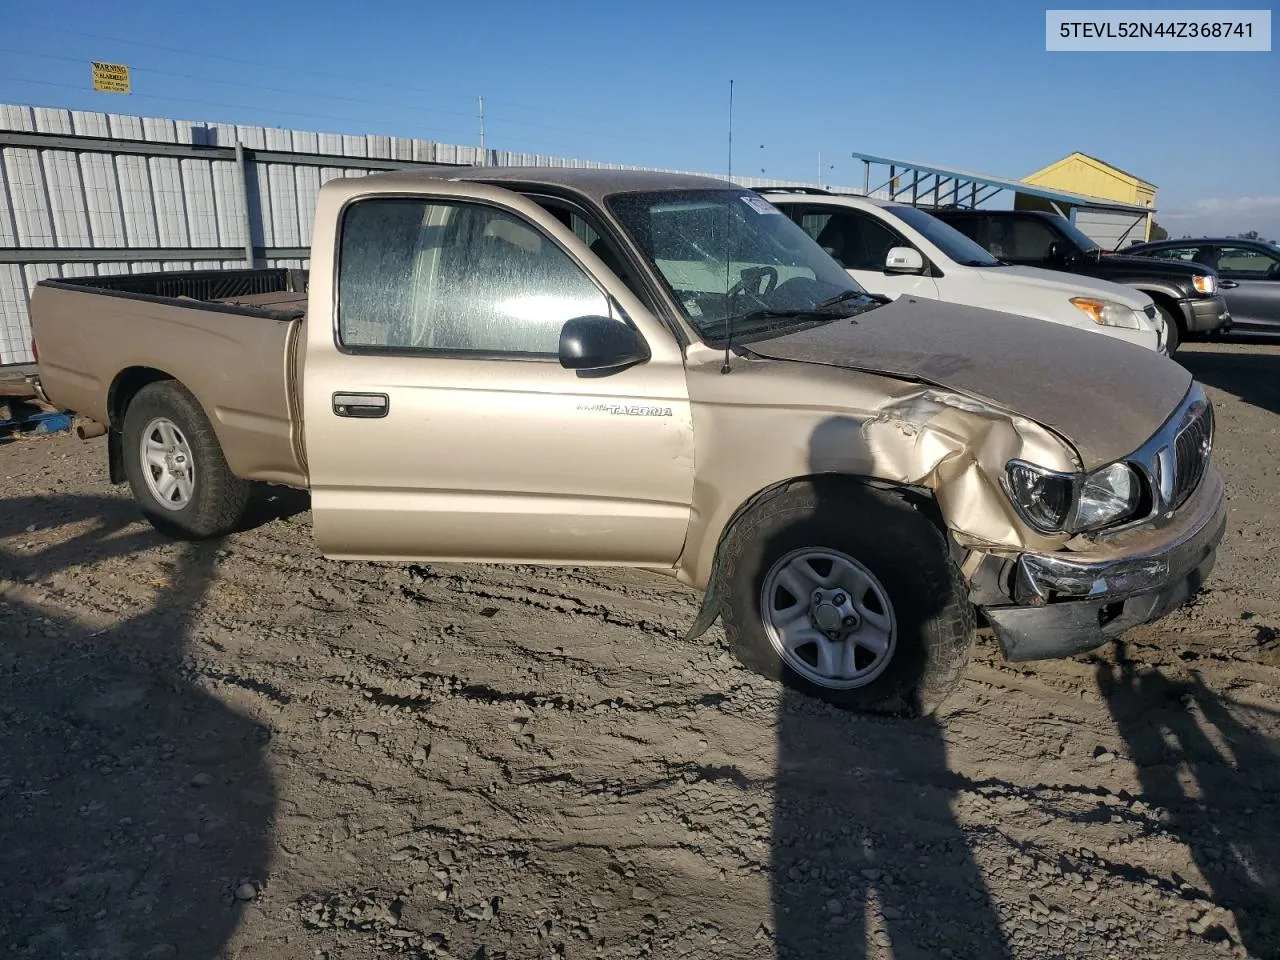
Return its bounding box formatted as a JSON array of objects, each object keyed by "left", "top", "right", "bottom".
[
  {"left": 606, "top": 189, "right": 879, "bottom": 344},
  {"left": 883, "top": 204, "right": 1002, "bottom": 266},
  {"left": 1049, "top": 214, "right": 1103, "bottom": 254}
]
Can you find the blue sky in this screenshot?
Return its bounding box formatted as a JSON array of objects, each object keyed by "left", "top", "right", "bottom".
[{"left": 1, "top": 0, "right": 1276, "bottom": 236}]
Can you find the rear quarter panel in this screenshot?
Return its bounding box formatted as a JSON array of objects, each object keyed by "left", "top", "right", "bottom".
[{"left": 31, "top": 283, "right": 306, "bottom": 486}]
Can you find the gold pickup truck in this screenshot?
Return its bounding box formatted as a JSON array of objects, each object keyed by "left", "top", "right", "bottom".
[{"left": 30, "top": 168, "right": 1225, "bottom": 714}]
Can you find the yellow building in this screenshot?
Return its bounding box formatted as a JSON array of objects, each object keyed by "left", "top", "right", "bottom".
[{"left": 1019, "top": 153, "right": 1157, "bottom": 241}]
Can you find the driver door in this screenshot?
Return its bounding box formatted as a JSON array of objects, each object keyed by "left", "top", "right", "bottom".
[{"left": 302, "top": 180, "right": 696, "bottom": 565}]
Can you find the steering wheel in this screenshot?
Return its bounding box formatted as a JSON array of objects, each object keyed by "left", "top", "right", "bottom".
[{"left": 727, "top": 265, "right": 779, "bottom": 301}]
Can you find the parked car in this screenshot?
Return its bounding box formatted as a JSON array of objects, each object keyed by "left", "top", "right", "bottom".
[
  {"left": 756, "top": 188, "right": 1166, "bottom": 353},
  {"left": 1123, "top": 237, "right": 1280, "bottom": 334},
  {"left": 932, "top": 208, "right": 1231, "bottom": 353},
  {"left": 29, "top": 170, "right": 1225, "bottom": 715}
]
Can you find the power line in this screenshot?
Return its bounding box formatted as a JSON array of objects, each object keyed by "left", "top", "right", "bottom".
[
  {"left": 0, "top": 48, "right": 475, "bottom": 121},
  {"left": 8, "top": 20, "right": 630, "bottom": 127},
  {"left": 0, "top": 46, "right": 649, "bottom": 143}
]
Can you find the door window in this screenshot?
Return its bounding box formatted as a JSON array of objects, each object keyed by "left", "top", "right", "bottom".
[
  {"left": 338, "top": 198, "right": 610, "bottom": 355},
  {"left": 1144, "top": 246, "right": 1199, "bottom": 262},
  {"left": 986, "top": 217, "right": 1059, "bottom": 261},
  {"left": 1213, "top": 245, "right": 1279, "bottom": 278},
  {"left": 796, "top": 210, "right": 904, "bottom": 270}
]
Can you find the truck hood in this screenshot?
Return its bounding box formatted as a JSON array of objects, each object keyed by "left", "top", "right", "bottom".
[
  {"left": 1099, "top": 251, "right": 1215, "bottom": 277},
  {"left": 744, "top": 297, "right": 1192, "bottom": 470},
  {"left": 978, "top": 265, "right": 1154, "bottom": 309}
]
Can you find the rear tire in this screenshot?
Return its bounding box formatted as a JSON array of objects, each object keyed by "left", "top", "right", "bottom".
[
  {"left": 719, "top": 480, "right": 975, "bottom": 716},
  {"left": 121, "top": 381, "right": 250, "bottom": 539}
]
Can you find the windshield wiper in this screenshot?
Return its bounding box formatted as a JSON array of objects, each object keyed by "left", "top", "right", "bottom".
[
  {"left": 721, "top": 294, "right": 884, "bottom": 332},
  {"left": 813, "top": 289, "right": 886, "bottom": 309}
]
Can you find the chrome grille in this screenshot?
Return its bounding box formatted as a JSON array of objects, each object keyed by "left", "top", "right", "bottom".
[{"left": 1172, "top": 401, "right": 1213, "bottom": 507}]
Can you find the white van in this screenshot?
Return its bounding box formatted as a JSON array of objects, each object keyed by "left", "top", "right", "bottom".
[{"left": 759, "top": 189, "right": 1166, "bottom": 353}]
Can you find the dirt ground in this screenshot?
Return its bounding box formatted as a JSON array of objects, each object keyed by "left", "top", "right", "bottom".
[{"left": 1, "top": 340, "right": 1278, "bottom": 960}]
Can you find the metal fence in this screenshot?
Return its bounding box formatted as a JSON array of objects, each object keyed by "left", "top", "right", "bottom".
[{"left": 0, "top": 102, "right": 866, "bottom": 364}]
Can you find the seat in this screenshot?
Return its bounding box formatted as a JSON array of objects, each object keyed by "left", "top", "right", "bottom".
[
  {"left": 814, "top": 219, "right": 855, "bottom": 267},
  {"left": 1194, "top": 248, "right": 1220, "bottom": 271}
]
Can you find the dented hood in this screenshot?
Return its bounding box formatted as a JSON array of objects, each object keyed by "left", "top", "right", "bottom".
[{"left": 745, "top": 297, "right": 1192, "bottom": 470}]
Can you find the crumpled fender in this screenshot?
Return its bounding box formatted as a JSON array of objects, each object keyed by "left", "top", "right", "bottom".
[{"left": 676, "top": 355, "right": 1081, "bottom": 603}]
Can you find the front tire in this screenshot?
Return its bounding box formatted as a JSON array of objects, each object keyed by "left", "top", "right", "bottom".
[
  {"left": 1155, "top": 303, "right": 1181, "bottom": 355},
  {"left": 121, "top": 381, "right": 251, "bottom": 539},
  {"left": 719, "top": 480, "right": 974, "bottom": 715}
]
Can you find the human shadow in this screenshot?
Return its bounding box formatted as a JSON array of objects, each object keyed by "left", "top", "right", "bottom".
[
  {"left": 1098, "top": 640, "right": 1280, "bottom": 957},
  {"left": 772, "top": 703, "right": 1012, "bottom": 959},
  {"left": 766, "top": 423, "right": 1011, "bottom": 958},
  {"left": 0, "top": 494, "right": 275, "bottom": 959},
  {"left": 1179, "top": 346, "right": 1280, "bottom": 416}
]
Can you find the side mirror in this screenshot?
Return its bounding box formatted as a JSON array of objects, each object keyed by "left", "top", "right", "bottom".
[
  {"left": 884, "top": 246, "right": 925, "bottom": 274},
  {"left": 558, "top": 315, "right": 649, "bottom": 372},
  {"left": 1047, "top": 240, "right": 1075, "bottom": 264}
]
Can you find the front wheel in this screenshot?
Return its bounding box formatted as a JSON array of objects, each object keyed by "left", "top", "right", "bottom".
[
  {"left": 719, "top": 481, "right": 975, "bottom": 715},
  {"left": 121, "top": 380, "right": 251, "bottom": 539},
  {"left": 1155, "top": 304, "right": 1181, "bottom": 355}
]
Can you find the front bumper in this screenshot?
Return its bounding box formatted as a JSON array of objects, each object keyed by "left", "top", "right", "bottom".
[
  {"left": 1179, "top": 295, "right": 1231, "bottom": 334},
  {"left": 979, "top": 469, "right": 1226, "bottom": 661}
]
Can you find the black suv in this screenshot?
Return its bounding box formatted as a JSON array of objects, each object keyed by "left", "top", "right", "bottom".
[{"left": 932, "top": 209, "right": 1231, "bottom": 353}]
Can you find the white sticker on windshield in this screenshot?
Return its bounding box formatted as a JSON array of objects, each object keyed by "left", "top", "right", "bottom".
[{"left": 741, "top": 194, "right": 782, "bottom": 215}]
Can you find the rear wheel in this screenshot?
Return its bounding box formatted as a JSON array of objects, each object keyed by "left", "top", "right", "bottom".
[
  {"left": 121, "top": 381, "right": 250, "bottom": 539},
  {"left": 719, "top": 481, "right": 975, "bottom": 715}
]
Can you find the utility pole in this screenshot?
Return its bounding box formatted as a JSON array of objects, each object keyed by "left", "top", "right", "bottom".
[
  {"left": 817, "top": 150, "right": 822, "bottom": 188},
  {"left": 478, "top": 95, "right": 485, "bottom": 161}
]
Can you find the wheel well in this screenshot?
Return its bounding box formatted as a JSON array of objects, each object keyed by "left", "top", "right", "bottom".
[
  {"left": 108, "top": 366, "right": 174, "bottom": 427},
  {"left": 1141, "top": 290, "right": 1185, "bottom": 332},
  {"left": 105, "top": 367, "right": 175, "bottom": 485},
  {"left": 735, "top": 474, "right": 945, "bottom": 538},
  {"left": 683, "top": 473, "right": 945, "bottom": 642}
]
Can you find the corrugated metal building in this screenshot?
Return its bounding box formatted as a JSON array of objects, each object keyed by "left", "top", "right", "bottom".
[{"left": 0, "top": 102, "right": 867, "bottom": 364}]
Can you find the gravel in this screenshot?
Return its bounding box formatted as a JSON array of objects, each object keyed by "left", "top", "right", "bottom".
[{"left": 1, "top": 341, "right": 1277, "bottom": 959}]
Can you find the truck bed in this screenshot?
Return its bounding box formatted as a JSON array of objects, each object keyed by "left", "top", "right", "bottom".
[
  {"left": 30, "top": 268, "right": 309, "bottom": 488},
  {"left": 54, "top": 267, "right": 309, "bottom": 317}
]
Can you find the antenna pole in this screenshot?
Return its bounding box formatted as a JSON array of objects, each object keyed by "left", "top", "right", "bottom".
[
  {"left": 478, "top": 95, "right": 486, "bottom": 157},
  {"left": 727, "top": 80, "right": 734, "bottom": 181},
  {"left": 722, "top": 79, "right": 734, "bottom": 375},
  {"left": 817, "top": 150, "right": 822, "bottom": 187}
]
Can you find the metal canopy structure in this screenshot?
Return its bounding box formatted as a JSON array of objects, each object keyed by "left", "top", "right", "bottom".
[{"left": 851, "top": 151, "right": 1151, "bottom": 216}]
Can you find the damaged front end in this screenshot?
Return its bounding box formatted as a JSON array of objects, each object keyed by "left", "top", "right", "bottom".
[
  {"left": 857, "top": 383, "right": 1225, "bottom": 662},
  {"left": 970, "top": 385, "right": 1225, "bottom": 662},
  {"left": 682, "top": 339, "right": 1224, "bottom": 663}
]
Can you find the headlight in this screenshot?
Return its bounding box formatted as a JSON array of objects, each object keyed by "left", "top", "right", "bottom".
[
  {"left": 1005, "top": 460, "right": 1144, "bottom": 534},
  {"left": 1074, "top": 462, "right": 1142, "bottom": 530},
  {"left": 1070, "top": 297, "right": 1143, "bottom": 329},
  {"left": 1005, "top": 461, "right": 1074, "bottom": 532},
  {"left": 1193, "top": 274, "right": 1217, "bottom": 295}
]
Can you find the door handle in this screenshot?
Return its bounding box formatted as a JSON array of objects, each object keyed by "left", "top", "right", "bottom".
[{"left": 332, "top": 392, "right": 389, "bottom": 418}]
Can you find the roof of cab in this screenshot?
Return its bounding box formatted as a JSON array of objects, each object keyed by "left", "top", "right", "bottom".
[{"left": 356, "top": 165, "right": 733, "bottom": 202}]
